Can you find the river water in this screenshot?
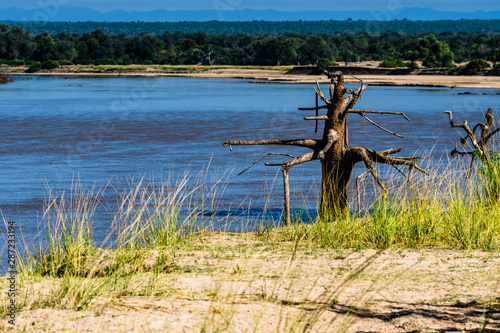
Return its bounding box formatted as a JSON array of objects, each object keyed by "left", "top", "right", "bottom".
[{"left": 1, "top": 75, "right": 499, "bottom": 248}]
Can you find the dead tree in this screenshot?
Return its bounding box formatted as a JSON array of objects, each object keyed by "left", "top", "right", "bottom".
[
  {"left": 445, "top": 107, "right": 499, "bottom": 177},
  {"left": 223, "top": 71, "right": 427, "bottom": 224}
]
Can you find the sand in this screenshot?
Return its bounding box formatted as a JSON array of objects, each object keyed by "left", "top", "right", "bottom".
[
  {"left": 3, "top": 66, "right": 500, "bottom": 89},
  {"left": 3, "top": 234, "right": 499, "bottom": 332}
]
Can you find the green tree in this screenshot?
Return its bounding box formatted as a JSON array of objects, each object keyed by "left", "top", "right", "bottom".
[
  {"left": 418, "top": 34, "right": 455, "bottom": 68},
  {"left": 33, "top": 33, "right": 56, "bottom": 62},
  {"left": 297, "top": 35, "right": 333, "bottom": 65},
  {"left": 5, "top": 25, "right": 33, "bottom": 60},
  {"left": 259, "top": 38, "right": 288, "bottom": 66},
  {"left": 125, "top": 34, "right": 164, "bottom": 63}
]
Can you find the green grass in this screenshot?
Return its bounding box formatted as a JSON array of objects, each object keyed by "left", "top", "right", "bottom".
[{"left": 260, "top": 156, "right": 500, "bottom": 251}]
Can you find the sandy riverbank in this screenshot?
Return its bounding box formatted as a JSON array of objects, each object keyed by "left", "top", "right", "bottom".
[
  {"left": 3, "top": 65, "right": 500, "bottom": 89},
  {"left": 2, "top": 233, "right": 499, "bottom": 332}
]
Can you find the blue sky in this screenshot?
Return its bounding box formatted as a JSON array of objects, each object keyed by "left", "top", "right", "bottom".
[{"left": 3, "top": 0, "right": 500, "bottom": 12}]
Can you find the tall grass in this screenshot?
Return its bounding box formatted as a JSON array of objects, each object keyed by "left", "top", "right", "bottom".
[
  {"left": 267, "top": 154, "right": 500, "bottom": 251},
  {"left": 19, "top": 168, "right": 231, "bottom": 279}
]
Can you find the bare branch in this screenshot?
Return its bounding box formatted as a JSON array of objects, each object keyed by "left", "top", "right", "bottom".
[
  {"left": 379, "top": 148, "right": 403, "bottom": 155},
  {"left": 238, "top": 153, "right": 296, "bottom": 175},
  {"left": 298, "top": 105, "right": 329, "bottom": 111},
  {"left": 486, "top": 107, "right": 494, "bottom": 128},
  {"left": 485, "top": 128, "right": 500, "bottom": 143},
  {"left": 315, "top": 81, "right": 331, "bottom": 105},
  {"left": 350, "top": 109, "right": 410, "bottom": 121},
  {"left": 223, "top": 139, "right": 319, "bottom": 149},
  {"left": 342, "top": 83, "right": 365, "bottom": 115},
  {"left": 304, "top": 116, "right": 328, "bottom": 120},
  {"left": 451, "top": 147, "right": 474, "bottom": 157},
  {"left": 362, "top": 113, "right": 368, "bottom": 136},
  {"left": 404, "top": 165, "right": 415, "bottom": 184},
  {"left": 467, "top": 155, "right": 476, "bottom": 179},
  {"left": 472, "top": 123, "right": 486, "bottom": 138},
  {"left": 350, "top": 75, "right": 364, "bottom": 84},
  {"left": 266, "top": 152, "right": 316, "bottom": 168},
  {"left": 360, "top": 150, "right": 387, "bottom": 192},
  {"left": 349, "top": 147, "right": 428, "bottom": 177},
  {"left": 356, "top": 113, "right": 404, "bottom": 138},
  {"left": 315, "top": 93, "right": 319, "bottom": 134},
  {"left": 444, "top": 110, "right": 480, "bottom": 151}
]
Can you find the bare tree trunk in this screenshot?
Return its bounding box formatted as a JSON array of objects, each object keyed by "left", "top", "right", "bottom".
[{"left": 320, "top": 160, "right": 354, "bottom": 217}]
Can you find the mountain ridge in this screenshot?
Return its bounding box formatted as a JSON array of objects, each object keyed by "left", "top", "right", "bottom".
[{"left": 2, "top": 6, "right": 500, "bottom": 22}]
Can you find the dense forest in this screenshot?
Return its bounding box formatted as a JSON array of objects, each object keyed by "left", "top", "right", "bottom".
[
  {"left": 0, "top": 23, "right": 499, "bottom": 70},
  {"left": 2, "top": 19, "right": 500, "bottom": 36}
]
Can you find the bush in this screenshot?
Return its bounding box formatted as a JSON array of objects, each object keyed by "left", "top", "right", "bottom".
[
  {"left": 380, "top": 59, "right": 413, "bottom": 68},
  {"left": 465, "top": 59, "right": 491, "bottom": 71},
  {"left": 41, "top": 60, "right": 60, "bottom": 70},
  {"left": 142, "top": 60, "right": 154, "bottom": 65},
  {"left": 59, "top": 60, "right": 74, "bottom": 66},
  {"left": 6, "top": 59, "right": 25, "bottom": 66},
  {"left": 117, "top": 57, "right": 132, "bottom": 65},
  {"left": 317, "top": 58, "right": 338, "bottom": 71},
  {"left": 26, "top": 61, "right": 42, "bottom": 73},
  {"left": 379, "top": 59, "right": 398, "bottom": 68}
]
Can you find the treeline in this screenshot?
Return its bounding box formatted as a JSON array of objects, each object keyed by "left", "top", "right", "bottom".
[
  {"left": 2, "top": 19, "right": 500, "bottom": 36},
  {"left": 1, "top": 24, "right": 499, "bottom": 69}
]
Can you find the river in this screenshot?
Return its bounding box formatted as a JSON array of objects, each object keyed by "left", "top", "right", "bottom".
[{"left": 1, "top": 75, "right": 499, "bottom": 248}]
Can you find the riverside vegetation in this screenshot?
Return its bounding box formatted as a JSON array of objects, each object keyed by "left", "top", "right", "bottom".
[
  {"left": 1, "top": 23, "right": 500, "bottom": 70},
  {"left": 1, "top": 147, "right": 500, "bottom": 331}
]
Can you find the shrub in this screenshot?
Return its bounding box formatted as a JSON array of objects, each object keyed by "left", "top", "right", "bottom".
[
  {"left": 6, "top": 59, "right": 25, "bottom": 66},
  {"left": 317, "top": 58, "right": 338, "bottom": 71},
  {"left": 379, "top": 59, "right": 398, "bottom": 68},
  {"left": 59, "top": 60, "right": 74, "bottom": 66},
  {"left": 465, "top": 59, "right": 491, "bottom": 71},
  {"left": 41, "top": 60, "right": 60, "bottom": 70},
  {"left": 26, "top": 61, "right": 42, "bottom": 73}
]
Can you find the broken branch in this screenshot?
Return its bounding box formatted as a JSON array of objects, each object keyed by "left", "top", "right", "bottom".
[
  {"left": 298, "top": 105, "right": 329, "bottom": 111},
  {"left": 315, "top": 80, "right": 331, "bottom": 104},
  {"left": 223, "top": 139, "right": 319, "bottom": 149},
  {"left": 444, "top": 110, "right": 480, "bottom": 151},
  {"left": 356, "top": 113, "right": 404, "bottom": 138},
  {"left": 350, "top": 110, "right": 410, "bottom": 121},
  {"left": 304, "top": 116, "right": 328, "bottom": 120},
  {"left": 265, "top": 152, "right": 316, "bottom": 168},
  {"left": 238, "top": 153, "right": 296, "bottom": 175}
]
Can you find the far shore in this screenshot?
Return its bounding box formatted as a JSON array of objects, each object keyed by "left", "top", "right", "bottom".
[{"left": 3, "top": 64, "right": 500, "bottom": 89}]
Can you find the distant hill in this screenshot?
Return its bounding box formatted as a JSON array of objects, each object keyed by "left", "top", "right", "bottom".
[
  {"left": 1, "top": 6, "right": 500, "bottom": 22},
  {"left": 2, "top": 19, "right": 500, "bottom": 36}
]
